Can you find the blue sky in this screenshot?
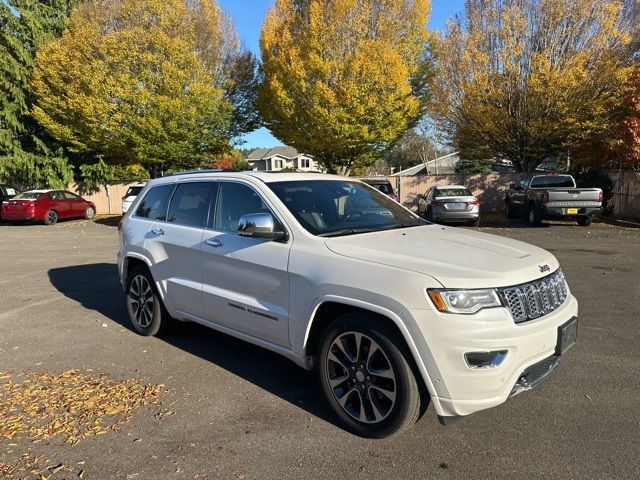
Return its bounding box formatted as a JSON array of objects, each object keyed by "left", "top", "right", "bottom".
[{"left": 218, "top": 0, "right": 465, "bottom": 149}]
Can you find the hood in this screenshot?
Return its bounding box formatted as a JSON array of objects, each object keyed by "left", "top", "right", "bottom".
[{"left": 325, "top": 225, "right": 558, "bottom": 289}]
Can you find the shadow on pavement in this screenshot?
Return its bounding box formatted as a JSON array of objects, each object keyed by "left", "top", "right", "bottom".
[
  {"left": 94, "top": 215, "right": 122, "bottom": 227},
  {"left": 48, "top": 262, "right": 338, "bottom": 428}
]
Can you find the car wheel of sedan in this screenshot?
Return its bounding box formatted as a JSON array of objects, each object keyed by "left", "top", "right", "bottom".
[
  {"left": 85, "top": 206, "right": 95, "bottom": 219},
  {"left": 318, "top": 313, "right": 423, "bottom": 438},
  {"left": 44, "top": 209, "right": 58, "bottom": 225},
  {"left": 576, "top": 216, "right": 592, "bottom": 227},
  {"left": 126, "top": 266, "right": 172, "bottom": 336}
]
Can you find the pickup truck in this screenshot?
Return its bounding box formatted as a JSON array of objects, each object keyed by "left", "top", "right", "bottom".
[
  {"left": 505, "top": 174, "right": 602, "bottom": 226},
  {"left": 118, "top": 171, "right": 578, "bottom": 437}
]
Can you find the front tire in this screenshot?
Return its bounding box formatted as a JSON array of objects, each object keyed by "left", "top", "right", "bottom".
[
  {"left": 318, "top": 313, "right": 423, "bottom": 438},
  {"left": 126, "top": 266, "right": 172, "bottom": 336},
  {"left": 44, "top": 210, "right": 58, "bottom": 225},
  {"left": 505, "top": 200, "right": 516, "bottom": 219},
  {"left": 577, "top": 216, "right": 592, "bottom": 226},
  {"left": 85, "top": 206, "right": 95, "bottom": 219}
]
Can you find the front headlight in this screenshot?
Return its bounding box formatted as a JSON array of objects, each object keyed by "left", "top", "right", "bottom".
[{"left": 427, "top": 288, "right": 502, "bottom": 314}]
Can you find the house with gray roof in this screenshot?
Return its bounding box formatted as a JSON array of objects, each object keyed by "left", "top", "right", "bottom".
[{"left": 246, "top": 147, "right": 320, "bottom": 172}]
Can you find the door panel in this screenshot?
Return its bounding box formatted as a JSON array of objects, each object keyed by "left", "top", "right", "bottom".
[
  {"left": 144, "top": 182, "right": 214, "bottom": 318},
  {"left": 49, "top": 192, "right": 70, "bottom": 217},
  {"left": 201, "top": 181, "right": 291, "bottom": 346}
]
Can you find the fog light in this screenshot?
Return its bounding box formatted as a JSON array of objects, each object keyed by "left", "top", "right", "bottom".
[{"left": 465, "top": 350, "right": 507, "bottom": 369}]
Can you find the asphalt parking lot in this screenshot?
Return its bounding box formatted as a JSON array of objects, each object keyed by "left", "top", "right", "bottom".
[{"left": 1, "top": 217, "right": 639, "bottom": 479}]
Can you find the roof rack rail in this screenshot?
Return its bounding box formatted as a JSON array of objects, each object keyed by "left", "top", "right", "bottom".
[{"left": 165, "top": 168, "right": 238, "bottom": 177}]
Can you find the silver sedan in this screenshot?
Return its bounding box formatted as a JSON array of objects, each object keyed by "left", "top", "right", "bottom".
[{"left": 423, "top": 185, "right": 480, "bottom": 226}]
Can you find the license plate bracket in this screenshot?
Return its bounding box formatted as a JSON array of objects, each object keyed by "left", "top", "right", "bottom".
[{"left": 556, "top": 317, "right": 578, "bottom": 355}]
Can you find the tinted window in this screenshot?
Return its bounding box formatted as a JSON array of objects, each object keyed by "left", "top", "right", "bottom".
[
  {"left": 135, "top": 184, "right": 173, "bottom": 220},
  {"left": 268, "top": 180, "right": 424, "bottom": 237},
  {"left": 167, "top": 182, "right": 213, "bottom": 227},
  {"left": 530, "top": 175, "right": 575, "bottom": 188},
  {"left": 125, "top": 186, "right": 144, "bottom": 197},
  {"left": 215, "top": 182, "right": 272, "bottom": 232},
  {"left": 435, "top": 187, "right": 472, "bottom": 197},
  {"left": 14, "top": 192, "right": 43, "bottom": 200},
  {"left": 62, "top": 191, "right": 80, "bottom": 199},
  {"left": 362, "top": 180, "right": 393, "bottom": 194}
]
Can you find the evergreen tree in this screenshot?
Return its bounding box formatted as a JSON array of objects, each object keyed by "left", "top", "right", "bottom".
[{"left": 0, "top": 0, "right": 75, "bottom": 157}]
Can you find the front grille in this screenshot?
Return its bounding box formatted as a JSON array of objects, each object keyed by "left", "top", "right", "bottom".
[{"left": 499, "top": 270, "right": 568, "bottom": 323}]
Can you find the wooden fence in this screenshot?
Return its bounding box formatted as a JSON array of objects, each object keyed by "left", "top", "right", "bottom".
[
  {"left": 606, "top": 171, "right": 640, "bottom": 222},
  {"left": 74, "top": 171, "right": 640, "bottom": 222},
  {"left": 395, "top": 173, "right": 525, "bottom": 214}
]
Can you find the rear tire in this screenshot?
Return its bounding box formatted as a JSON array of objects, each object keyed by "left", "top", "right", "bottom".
[
  {"left": 470, "top": 218, "right": 480, "bottom": 227},
  {"left": 527, "top": 204, "right": 542, "bottom": 227},
  {"left": 577, "top": 216, "right": 592, "bottom": 227},
  {"left": 317, "top": 313, "right": 424, "bottom": 438},
  {"left": 44, "top": 210, "right": 58, "bottom": 225},
  {"left": 126, "top": 265, "right": 173, "bottom": 336},
  {"left": 425, "top": 208, "right": 434, "bottom": 223}
]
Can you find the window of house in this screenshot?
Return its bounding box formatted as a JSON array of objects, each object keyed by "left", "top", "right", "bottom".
[{"left": 300, "top": 158, "right": 310, "bottom": 168}]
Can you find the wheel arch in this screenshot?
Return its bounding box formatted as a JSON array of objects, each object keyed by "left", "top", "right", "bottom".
[
  {"left": 122, "top": 255, "right": 152, "bottom": 287},
  {"left": 303, "top": 298, "right": 438, "bottom": 407}
]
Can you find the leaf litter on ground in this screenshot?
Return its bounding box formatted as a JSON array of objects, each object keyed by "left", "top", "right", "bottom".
[{"left": 0, "top": 369, "right": 163, "bottom": 479}]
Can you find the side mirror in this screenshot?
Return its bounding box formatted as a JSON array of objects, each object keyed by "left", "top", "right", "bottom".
[{"left": 237, "top": 213, "right": 285, "bottom": 240}]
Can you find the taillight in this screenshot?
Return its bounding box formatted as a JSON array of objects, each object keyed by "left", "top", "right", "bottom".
[
  {"left": 469, "top": 199, "right": 480, "bottom": 205},
  {"left": 598, "top": 191, "right": 603, "bottom": 203},
  {"left": 542, "top": 192, "right": 549, "bottom": 203}
]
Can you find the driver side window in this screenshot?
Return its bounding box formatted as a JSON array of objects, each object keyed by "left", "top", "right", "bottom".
[{"left": 214, "top": 182, "right": 275, "bottom": 233}]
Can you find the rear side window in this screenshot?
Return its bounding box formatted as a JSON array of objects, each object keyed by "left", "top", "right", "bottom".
[
  {"left": 167, "top": 182, "right": 214, "bottom": 228},
  {"left": 125, "top": 186, "right": 144, "bottom": 197},
  {"left": 135, "top": 184, "right": 173, "bottom": 220}
]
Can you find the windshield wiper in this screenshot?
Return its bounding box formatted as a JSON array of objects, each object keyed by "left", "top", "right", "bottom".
[
  {"left": 317, "top": 228, "right": 384, "bottom": 238},
  {"left": 318, "top": 223, "right": 423, "bottom": 238}
]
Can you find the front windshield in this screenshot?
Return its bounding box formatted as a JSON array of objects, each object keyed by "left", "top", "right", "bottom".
[
  {"left": 14, "top": 192, "right": 43, "bottom": 200},
  {"left": 267, "top": 180, "right": 425, "bottom": 237}
]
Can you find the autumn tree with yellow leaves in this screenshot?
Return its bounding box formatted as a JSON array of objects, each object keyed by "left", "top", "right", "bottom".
[
  {"left": 259, "top": 0, "right": 433, "bottom": 174},
  {"left": 431, "top": 0, "right": 635, "bottom": 172},
  {"left": 31, "top": 0, "right": 260, "bottom": 176}
]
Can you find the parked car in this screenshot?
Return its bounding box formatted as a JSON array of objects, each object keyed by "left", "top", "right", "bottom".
[
  {"left": 505, "top": 174, "right": 603, "bottom": 226},
  {"left": 1, "top": 189, "right": 96, "bottom": 225},
  {"left": 360, "top": 178, "right": 398, "bottom": 201},
  {"left": 423, "top": 185, "right": 480, "bottom": 226},
  {"left": 121, "top": 182, "right": 146, "bottom": 214},
  {"left": 0, "top": 185, "right": 18, "bottom": 219},
  {"left": 117, "top": 172, "right": 577, "bottom": 438}
]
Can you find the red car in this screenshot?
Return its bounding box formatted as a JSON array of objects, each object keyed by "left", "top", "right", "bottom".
[{"left": 1, "top": 189, "right": 96, "bottom": 225}]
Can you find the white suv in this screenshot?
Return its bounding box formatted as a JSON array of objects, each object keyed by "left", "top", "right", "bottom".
[{"left": 117, "top": 171, "right": 578, "bottom": 437}]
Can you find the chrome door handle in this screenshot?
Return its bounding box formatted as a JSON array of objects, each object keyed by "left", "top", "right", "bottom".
[
  {"left": 151, "top": 228, "right": 165, "bottom": 235},
  {"left": 205, "top": 238, "right": 223, "bottom": 248}
]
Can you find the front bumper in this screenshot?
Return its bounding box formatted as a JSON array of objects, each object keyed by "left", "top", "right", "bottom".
[{"left": 403, "top": 294, "right": 578, "bottom": 418}]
